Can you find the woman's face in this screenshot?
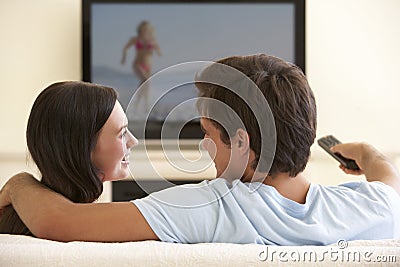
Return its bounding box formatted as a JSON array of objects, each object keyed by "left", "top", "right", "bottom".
[
  {"left": 91, "top": 101, "right": 138, "bottom": 182},
  {"left": 140, "top": 24, "right": 153, "bottom": 39}
]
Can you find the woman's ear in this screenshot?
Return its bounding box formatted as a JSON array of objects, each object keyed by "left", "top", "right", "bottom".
[{"left": 235, "top": 128, "right": 250, "bottom": 155}]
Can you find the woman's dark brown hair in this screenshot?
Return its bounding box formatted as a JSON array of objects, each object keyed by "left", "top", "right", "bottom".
[
  {"left": 196, "top": 54, "right": 316, "bottom": 177},
  {"left": 0, "top": 81, "right": 117, "bottom": 235}
]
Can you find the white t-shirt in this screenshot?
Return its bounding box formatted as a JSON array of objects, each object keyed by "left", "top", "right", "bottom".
[{"left": 132, "top": 178, "right": 400, "bottom": 245}]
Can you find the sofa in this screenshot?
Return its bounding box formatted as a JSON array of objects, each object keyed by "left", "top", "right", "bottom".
[{"left": 0, "top": 234, "right": 399, "bottom": 266}]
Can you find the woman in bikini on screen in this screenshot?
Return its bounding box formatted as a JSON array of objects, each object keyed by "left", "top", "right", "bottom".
[{"left": 121, "top": 21, "right": 161, "bottom": 114}]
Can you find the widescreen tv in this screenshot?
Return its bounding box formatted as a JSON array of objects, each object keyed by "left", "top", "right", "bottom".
[{"left": 82, "top": 0, "right": 305, "bottom": 140}]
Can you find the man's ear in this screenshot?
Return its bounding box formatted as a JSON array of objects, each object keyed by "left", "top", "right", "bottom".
[{"left": 235, "top": 128, "right": 250, "bottom": 155}]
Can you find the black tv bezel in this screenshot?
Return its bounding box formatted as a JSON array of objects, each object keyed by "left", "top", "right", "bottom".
[{"left": 82, "top": 0, "right": 306, "bottom": 139}]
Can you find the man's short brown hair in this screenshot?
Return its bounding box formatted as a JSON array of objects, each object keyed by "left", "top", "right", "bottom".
[{"left": 196, "top": 54, "right": 316, "bottom": 177}]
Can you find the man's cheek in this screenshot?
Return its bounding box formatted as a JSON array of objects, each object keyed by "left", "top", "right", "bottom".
[{"left": 202, "top": 138, "right": 217, "bottom": 160}]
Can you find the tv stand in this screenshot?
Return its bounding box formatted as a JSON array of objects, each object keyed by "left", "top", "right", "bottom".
[
  {"left": 112, "top": 179, "right": 207, "bottom": 201},
  {"left": 112, "top": 141, "right": 215, "bottom": 201}
]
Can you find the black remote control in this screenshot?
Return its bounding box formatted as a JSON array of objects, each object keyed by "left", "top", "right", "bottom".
[{"left": 317, "top": 135, "right": 360, "bottom": 170}]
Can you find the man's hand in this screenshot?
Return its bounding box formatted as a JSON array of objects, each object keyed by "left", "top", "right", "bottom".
[
  {"left": 0, "top": 171, "right": 159, "bottom": 242},
  {"left": 0, "top": 181, "right": 11, "bottom": 211},
  {"left": 0, "top": 172, "right": 36, "bottom": 217},
  {"left": 0, "top": 172, "right": 37, "bottom": 208},
  {"left": 330, "top": 142, "right": 365, "bottom": 175},
  {"left": 331, "top": 142, "right": 400, "bottom": 195}
]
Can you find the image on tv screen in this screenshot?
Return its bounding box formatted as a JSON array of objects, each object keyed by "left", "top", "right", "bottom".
[{"left": 89, "top": 2, "right": 297, "bottom": 138}]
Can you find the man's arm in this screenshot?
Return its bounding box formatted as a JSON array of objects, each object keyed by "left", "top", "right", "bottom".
[
  {"left": 331, "top": 142, "right": 400, "bottom": 195},
  {"left": 0, "top": 172, "right": 159, "bottom": 242}
]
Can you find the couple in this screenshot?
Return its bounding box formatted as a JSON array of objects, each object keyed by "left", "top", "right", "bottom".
[{"left": 0, "top": 54, "right": 399, "bottom": 244}]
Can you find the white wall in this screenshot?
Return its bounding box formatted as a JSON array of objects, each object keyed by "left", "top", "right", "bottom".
[
  {"left": 0, "top": 0, "right": 399, "bottom": 190},
  {"left": 0, "top": 0, "right": 81, "bottom": 155},
  {"left": 0, "top": 0, "right": 82, "bottom": 188},
  {"left": 307, "top": 0, "right": 400, "bottom": 154}
]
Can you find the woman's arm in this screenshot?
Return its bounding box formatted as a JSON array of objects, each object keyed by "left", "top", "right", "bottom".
[
  {"left": 331, "top": 143, "right": 400, "bottom": 195},
  {"left": 154, "top": 41, "right": 162, "bottom": 57},
  {"left": 0, "top": 172, "right": 159, "bottom": 242},
  {"left": 121, "top": 37, "right": 137, "bottom": 64}
]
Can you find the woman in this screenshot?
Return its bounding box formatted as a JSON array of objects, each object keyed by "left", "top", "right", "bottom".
[
  {"left": 0, "top": 81, "right": 138, "bottom": 235},
  {"left": 121, "top": 21, "right": 161, "bottom": 113}
]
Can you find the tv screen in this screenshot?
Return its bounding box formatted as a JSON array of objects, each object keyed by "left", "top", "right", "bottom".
[{"left": 82, "top": 0, "right": 305, "bottom": 140}]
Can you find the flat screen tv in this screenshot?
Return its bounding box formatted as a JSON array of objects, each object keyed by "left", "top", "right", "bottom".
[{"left": 82, "top": 0, "right": 305, "bottom": 140}]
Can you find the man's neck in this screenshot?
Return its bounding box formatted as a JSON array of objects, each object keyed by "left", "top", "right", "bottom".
[
  {"left": 264, "top": 173, "right": 310, "bottom": 204},
  {"left": 243, "top": 171, "right": 310, "bottom": 204},
  {"left": 239, "top": 151, "right": 311, "bottom": 204}
]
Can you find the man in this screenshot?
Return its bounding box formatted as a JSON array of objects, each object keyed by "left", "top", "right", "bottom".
[{"left": 1, "top": 54, "right": 399, "bottom": 244}]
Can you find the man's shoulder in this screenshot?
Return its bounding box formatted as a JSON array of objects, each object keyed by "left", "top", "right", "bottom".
[
  {"left": 327, "top": 180, "right": 399, "bottom": 197},
  {"left": 313, "top": 181, "right": 400, "bottom": 211},
  {"left": 316, "top": 180, "right": 389, "bottom": 192}
]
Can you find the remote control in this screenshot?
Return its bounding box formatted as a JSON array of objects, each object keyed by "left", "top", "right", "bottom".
[{"left": 317, "top": 135, "right": 360, "bottom": 170}]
